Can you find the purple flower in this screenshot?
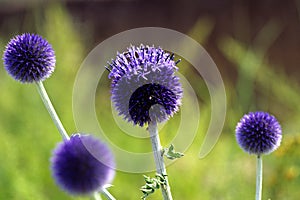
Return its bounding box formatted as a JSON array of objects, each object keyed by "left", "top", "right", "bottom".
[
  {"left": 107, "top": 45, "right": 183, "bottom": 126},
  {"left": 51, "top": 133, "right": 115, "bottom": 195},
  {"left": 235, "top": 111, "right": 282, "bottom": 155},
  {"left": 3, "top": 33, "right": 55, "bottom": 83}
]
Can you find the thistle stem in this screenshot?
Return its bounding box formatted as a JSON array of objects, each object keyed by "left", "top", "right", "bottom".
[
  {"left": 256, "top": 155, "right": 263, "bottom": 200},
  {"left": 35, "top": 81, "right": 69, "bottom": 141},
  {"left": 148, "top": 120, "right": 173, "bottom": 200},
  {"left": 101, "top": 188, "right": 116, "bottom": 200}
]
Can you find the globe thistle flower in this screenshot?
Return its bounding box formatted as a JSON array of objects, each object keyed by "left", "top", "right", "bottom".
[
  {"left": 235, "top": 111, "right": 282, "bottom": 155},
  {"left": 107, "top": 45, "right": 183, "bottom": 126},
  {"left": 3, "top": 33, "right": 55, "bottom": 83},
  {"left": 51, "top": 133, "right": 115, "bottom": 195}
]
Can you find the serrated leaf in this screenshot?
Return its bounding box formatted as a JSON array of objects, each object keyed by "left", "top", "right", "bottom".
[
  {"left": 164, "top": 144, "right": 184, "bottom": 160},
  {"left": 140, "top": 174, "right": 168, "bottom": 199},
  {"left": 140, "top": 187, "right": 154, "bottom": 194}
]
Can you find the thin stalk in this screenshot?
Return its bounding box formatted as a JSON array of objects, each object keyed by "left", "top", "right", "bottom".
[
  {"left": 35, "top": 81, "right": 69, "bottom": 141},
  {"left": 101, "top": 188, "right": 116, "bottom": 200},
  {"left": 148, "top": 120, "right": 173, "bottom": 200},
  {"left": 256, "top": 155, "right": 263, "bottom": 200}
]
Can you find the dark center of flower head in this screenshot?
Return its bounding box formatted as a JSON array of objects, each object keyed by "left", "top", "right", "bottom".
[
  {"left": 129, "top": 83, "right": 177, "bottom": 126},
  {"left": 107, "top": 45, "right": 183, "bottom": 126}
]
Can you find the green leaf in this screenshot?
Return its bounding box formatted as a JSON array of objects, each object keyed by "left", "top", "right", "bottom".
[
  {"left": 140, "top": 174, "right": 168, "bottom": 199},
  {"left": 164, "top": 144, "right": 184, "bottom": 160}
]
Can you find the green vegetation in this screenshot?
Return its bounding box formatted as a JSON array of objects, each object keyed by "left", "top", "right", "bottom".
[{"left": 0, "top": 2, "right": 299, "bottom": 200}]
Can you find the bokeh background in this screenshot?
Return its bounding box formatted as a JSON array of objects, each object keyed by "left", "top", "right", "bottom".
[{"left": 0, "top": 0, "right": 300, "bottom": 199}]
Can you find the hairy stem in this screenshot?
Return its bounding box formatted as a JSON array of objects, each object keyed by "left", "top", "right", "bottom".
[
  {"left": 102, "top": 188, "right": 116, "bottom": 200},
  {"left": 35, "top": 81, "right": 69, "bottom": 140},
  {"left": 148, "top": 120, "right": 173, "bottom": 200},
  {"left": 256, "top": 155, "right": 263, "bottom": 200}
]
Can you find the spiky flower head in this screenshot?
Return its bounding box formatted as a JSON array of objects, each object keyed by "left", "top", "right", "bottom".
[
  {"left": 107, "top": 45, "right": 183, "bottom": 126},
  {"left": 51, "top": 133, "right": 115, "bottom": 195},
  {"left": 235, "top": 111, "right": 282, "bottom": 155},
  {"left": 3, "top": 33, "right": 55, "bottom": 83}
]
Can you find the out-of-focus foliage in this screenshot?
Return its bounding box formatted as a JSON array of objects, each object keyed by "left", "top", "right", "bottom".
[{"left": 0, "top": 2, "right": 299, "bottom": 200}]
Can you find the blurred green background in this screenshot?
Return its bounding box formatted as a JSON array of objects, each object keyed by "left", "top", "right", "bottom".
[{"left": 0, "top": 0, "right": 300, "bottom": 199}]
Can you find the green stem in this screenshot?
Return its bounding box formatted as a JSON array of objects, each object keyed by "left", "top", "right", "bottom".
[
  {"left": 101, "top": 188, "right": 116, "bottom": 200},
  {"left": 256, "top": 155, "right": 263, "bottom": 200},
  {"left": 35, "top": 81, "right": 69, "bottom": 141},
  {"left": 148, "top": 120, "right": 173, "bottom": 200}
]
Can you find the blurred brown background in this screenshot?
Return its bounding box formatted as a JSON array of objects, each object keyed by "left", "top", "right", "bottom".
[{"left": 1, "top": 0, "right": 300, "bottom": 78}]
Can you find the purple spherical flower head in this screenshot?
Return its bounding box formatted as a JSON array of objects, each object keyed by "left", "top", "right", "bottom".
[
  {"left": 51, "top": 133, "right": 115, "bottom": 195},
  {"left": 107, "top": 45, "right": 183, "bottom": 126},
  {"left": 3, "top": 33, "right": 55, "bottom": 83},
  {"left": 235, "top": 111, "right": 282, "bottom": 155}
]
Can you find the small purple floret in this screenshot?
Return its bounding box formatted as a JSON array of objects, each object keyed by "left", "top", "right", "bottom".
[
  {"left": 3, "top": 33, "right": 55, "bottom": 83},
  {"left": 107, "top": 45, "right": 183, "bottom": 126},
  {"left": 235, "top": 111, "right": 282, "bottom": 155},
  {"left": 51, "top": 133, "right": 115, "bottom": 195}
]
